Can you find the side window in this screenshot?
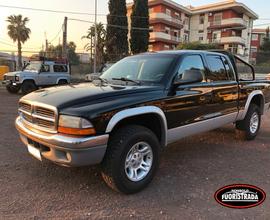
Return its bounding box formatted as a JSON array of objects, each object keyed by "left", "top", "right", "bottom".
[
  {"left": 40, "top": 65, "right": 50, "bottom": 73},
  {"left": 177, "top": 55, "right": 206, "bottom": 81},
  {"left": 221, "top": 57, "right": 235, "bottom": 80},
  {"left": 53, "top": 65, "right": 68, "bottom": 73},
  {"left": 206, "top": 56, "right": 229, "bottom": 81},
  {"left": 235, "top": 57, "right": 254, "bottom": 81}
]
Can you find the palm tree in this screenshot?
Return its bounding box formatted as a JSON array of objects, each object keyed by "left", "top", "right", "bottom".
[
  {"left": 7, "top": 15, "right": 31, "bottom": 69},
  {"left": 82, "top": 23, "right": 106, "bottom": 70}
]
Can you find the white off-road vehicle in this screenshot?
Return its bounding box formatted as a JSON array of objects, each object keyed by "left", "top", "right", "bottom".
[{"left": 3, "top": 60, "right": 71, "bottom": 94}]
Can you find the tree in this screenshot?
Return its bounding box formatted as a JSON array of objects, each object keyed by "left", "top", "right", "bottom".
[
  {"left": 106, "top": 0, "right": 129, "bottom": 61},
  {"left": 41, "top": 42, "right": 79, "bottom": 65},
  {"left": 256, "top": 27, "right": 270, "bottom": 64},
  {"left": 130, "top": 0, "right": 149, "bottom": 54},
  {"left": 177, "top": 42, "right": 220, "bottom": 50},
  {"left": 6, "top": 15, "right": 31, "bottom": 69},
  {"left": 82, "top": 23, "right": 106, "bottom": 69}
]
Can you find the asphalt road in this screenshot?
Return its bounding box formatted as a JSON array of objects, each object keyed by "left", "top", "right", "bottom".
[{"left": 1, "top": 88, "right": 270, "bottom": 220}]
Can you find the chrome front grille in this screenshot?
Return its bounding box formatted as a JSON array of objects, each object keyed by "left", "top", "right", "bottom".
[
  {"left": 4, "top": 75, "right": 15, "bottom": 81},
  {"left": 18, "top": 101, "right": 58, "bottom": 133}
]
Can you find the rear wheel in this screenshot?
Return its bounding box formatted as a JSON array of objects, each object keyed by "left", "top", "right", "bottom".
[
  {"left": 101, "top": 125, "right": 161, "bottom": 194},
  {"left": 236, "top": 103, "right": 261, "bottom": 140},
  {"left": 6, "top": 85, "right": 20, "bottom": 94},
  {"left": 21, "top": 81, "right": 37, "bottom": 95},
  {"left": 58, "top": 79, "right": 68, "bottom": 85}
]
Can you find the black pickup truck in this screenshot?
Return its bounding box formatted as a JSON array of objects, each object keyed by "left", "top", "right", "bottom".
[{"left": 15, "top": 50, "right": 270, "bottom": 194}]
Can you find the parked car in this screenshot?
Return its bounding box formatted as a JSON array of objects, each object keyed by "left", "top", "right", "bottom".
[
  {"left": 85, "top": 63, "right": 114, "bottom": 82},
  {"left": 15, "top": 50, "right": 270, "bottom": 194},
  {"left": 0, "top": 65, "right": 10, "bottom": 81},
  {"left": 2, "top": 60, "right": 70, "bottom": 94}
]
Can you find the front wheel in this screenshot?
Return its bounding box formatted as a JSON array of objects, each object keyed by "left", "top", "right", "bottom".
[
  {"left": 236, "top": 103, "right": 261, "bottom": 140},
  {"left": 6, "top": 85, "right": 20, "bottom": 94},
  {"left": 21, "top": 81, "right": 37, "bottom": 94},
  {"left": 101, "top": 125, "right": 161, "bottom": 194}
]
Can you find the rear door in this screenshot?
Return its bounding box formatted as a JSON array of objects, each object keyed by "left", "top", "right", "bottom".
[
  {"left": 205, "top": 55, "right": 239, "bottom": 118},
  {"left": 37, "top": 64, "right": 51, "bottom": 86},
  {"left": 52, "top": 64, "right": 69, "bottom": 85}
]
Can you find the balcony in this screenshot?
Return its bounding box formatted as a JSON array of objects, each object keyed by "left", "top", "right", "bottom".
[
  {"left": 150, "top": 32, "right": 181, "bottom": 43},
  {"left": 209, "top": 18, "right": 248, "bottom": 29},
  {"left": 149, "top": 13, "right": 183, "bottom": 28},
  {"left": 212, "top": 36, "right": 246, "bottom": 45}
]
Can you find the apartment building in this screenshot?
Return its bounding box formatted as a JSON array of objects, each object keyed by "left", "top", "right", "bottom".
[
  {"left": 127, "top": 0, "right": 191, "bottom": 51},
  {"left": 127, "top": 0, "right": 258, "bottom": 61},
  {"left": 188, "top": 1, "right": 258, "bottom": 61},
  {"left": 250, "top": 29, "right": 266, "bottom": 63}
]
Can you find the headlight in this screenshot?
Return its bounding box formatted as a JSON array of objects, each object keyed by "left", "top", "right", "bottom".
[
  {"left": 58, "top": 115, "right": 96, "bottom": 136},
  {"left": 15, "top": 75, "right": 20, "bottom": 81}
]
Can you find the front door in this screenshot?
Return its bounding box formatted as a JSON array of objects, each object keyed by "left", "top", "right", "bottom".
[{"left": 164, "top": 54, "right": 213, "bottom": 143}]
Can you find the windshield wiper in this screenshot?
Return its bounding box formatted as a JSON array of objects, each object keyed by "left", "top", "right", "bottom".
[
  {"left": 97, "top": 77, "right": 109, "bottom": 84},
  {"left": 112, "top": 77, "right": 141, "bottom": 85}
]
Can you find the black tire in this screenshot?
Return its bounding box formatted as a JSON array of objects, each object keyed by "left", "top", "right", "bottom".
[
  {"left": 101, "top": 125, "right": 161, "bottom": 194},
  {"left": 6, "top": 85, "right": 20, "bottom": 94},
  {"left": 236, "top": 103, "right": 261, "bottom": 140},
  {"left": 58, "top": 79, "right": 68, "bottom": 85},
  {"left": 21, "top": 81, "right": 37, "bottom": 95}
]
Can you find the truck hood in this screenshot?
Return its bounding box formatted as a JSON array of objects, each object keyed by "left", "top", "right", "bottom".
[
  {"left": 21, "top": 83, "right": 164, "bottom": 118},
  {"left": 5, "top": 70, "right": 38, "bottom": 77}
]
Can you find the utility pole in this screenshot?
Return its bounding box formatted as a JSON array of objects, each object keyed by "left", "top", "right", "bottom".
[
  {"left": 63, "top": 17, "right": 68, "bottom": 59},
  {"left": 45, "top": 32, "right": 48, "bottom": 58},
  {"left": 94, "top": 0, "right": 97, "bottom": 73}
]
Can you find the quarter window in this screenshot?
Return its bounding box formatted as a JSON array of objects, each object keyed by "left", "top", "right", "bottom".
[
  {"left": 53, "top": 65, "right": 68, "bottom": 73},
  {"left": 177, "top": 55, "right": 206, "bottom": 80},
  {"left": 40, "top": 65, "right": 50, "bottom": 72},
  {"left": 206, "top": 56, "right": 229, "bottom": 81}
]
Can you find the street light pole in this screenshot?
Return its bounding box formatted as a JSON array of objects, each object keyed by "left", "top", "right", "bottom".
[{"left": 93, "top": 0, "right": 97, "bottom": 73}]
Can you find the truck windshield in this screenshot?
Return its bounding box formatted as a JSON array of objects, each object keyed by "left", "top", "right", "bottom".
[
  {"left": 24, "top": 62, "right": 42, "bottom": 72},
  {"left": 101, "top": 55, "right": 175, "bottom": 84}
]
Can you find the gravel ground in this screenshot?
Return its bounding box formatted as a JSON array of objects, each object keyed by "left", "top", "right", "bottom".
[{"left": 0, "top": 87, "right": 270, "bottom": 220}]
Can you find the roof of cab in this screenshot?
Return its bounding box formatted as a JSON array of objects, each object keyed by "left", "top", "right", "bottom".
[{"left": 143, "top": 50, "right": 227, "bottom": 57}]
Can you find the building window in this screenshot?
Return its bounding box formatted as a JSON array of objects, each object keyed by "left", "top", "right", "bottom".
[
  {"left": 175, "top": 12, "right": 180, "bottom": 18},
  {"left": 251, "top": 47, "right": 257, "bottom": 54},
  {"left": 149, "top": 8, "right": 154, "bottom": 14},
  {"left": 184, "top": 34, "right": 189, "bottom": 42},
  {"left": 148, "top": 45, "right": 154, "bottom": 52},
  {"left": 199, "top": 30, "right": 204, "bottom": 33},
  {"left": 213, "top": 13, "right": 222, "bottom": 25},
  {"left": 166, "top": 9, "right": 171, "bottom": 16},
  {"left": 199, "top": 15, "right": 204, "bottom": 24},
  {"left": 164, "top": 44, "right": 170, "bottom": 50},
  {"left": 252, "top": 34, "right": 259, "bottom": 41},
  {"left": 165, "top": 27, "right": 170, "bottom": 34},
  {"left": 184, "top": 17, "right": 189, "bottom": 25},
  {"left": 149, "top": 26, "right": 154, "bottom": 32},
  {"left": 199, "top": 36, "right": 204, "bottom": 41}
]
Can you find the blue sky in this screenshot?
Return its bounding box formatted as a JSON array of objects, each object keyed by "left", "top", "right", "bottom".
[{"left": 0, "top": 0, "right": 269, "bottom": 55}]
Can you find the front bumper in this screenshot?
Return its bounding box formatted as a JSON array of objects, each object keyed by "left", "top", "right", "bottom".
[
  {"left": 2, "top": 80, "right": 20, "bottom": 86},
  {"left": 15, "top": 117, "right": 109, "bottom": 167}
]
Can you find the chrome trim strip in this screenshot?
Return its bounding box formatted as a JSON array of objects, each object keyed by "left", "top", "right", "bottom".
[
  {"left": 18, "top": 108, "right": 32, "bottom": 116},
  {"left": 236, "top": 90, "right": 265, "bottom": 121},
  {"left": 105, "top": 106, "right": 168, "bottom": 146},
  {"left": 19, "top": 99, "right": 59, "bottom": 133},
  {"left": 32, "top": 113, "right": 55, "bottom": 122},
  {"left": 16, "top": 117, "right": 109, "bottom": 150},
  {"left": 167, "top": 112, "right": 238, "bottom": 145}
]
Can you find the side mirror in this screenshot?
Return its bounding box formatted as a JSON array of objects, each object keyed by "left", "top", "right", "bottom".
[{"left": 174, "top": 69, "right": 203, "bottom": 86}]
